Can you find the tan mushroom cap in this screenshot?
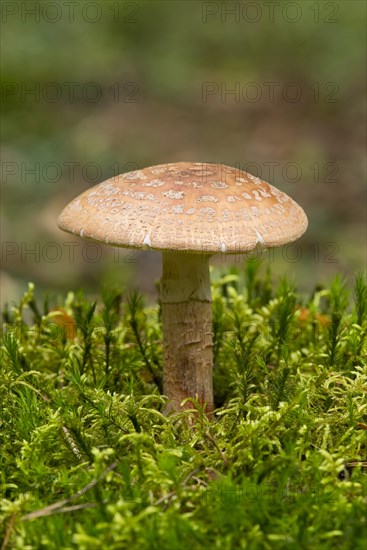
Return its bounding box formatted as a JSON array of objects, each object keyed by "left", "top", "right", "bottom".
[{"left": 58, "top": 162, "right": 308, "bottom": 254}]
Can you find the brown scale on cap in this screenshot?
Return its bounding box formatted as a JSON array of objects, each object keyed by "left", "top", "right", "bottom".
[{"left": 57, "top": 162, "right": 308, "bottom": 254}]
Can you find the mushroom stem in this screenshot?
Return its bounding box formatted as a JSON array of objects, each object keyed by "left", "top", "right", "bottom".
[{"left": 161, "top": 251, "right": 213, "bottom": 413}]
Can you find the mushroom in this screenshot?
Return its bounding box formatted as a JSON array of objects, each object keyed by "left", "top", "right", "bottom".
[{"left": 58, "top": 162, "right": 308, "bottom": 413}]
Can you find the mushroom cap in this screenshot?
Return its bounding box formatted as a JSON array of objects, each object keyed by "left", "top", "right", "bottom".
[{"left": 58, "top": 162, "right": 308, "bottom": 254}]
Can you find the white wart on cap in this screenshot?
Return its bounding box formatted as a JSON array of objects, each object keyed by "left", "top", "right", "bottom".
[{"left": 57, "top": 162, "right": 308, "bottom": 253}]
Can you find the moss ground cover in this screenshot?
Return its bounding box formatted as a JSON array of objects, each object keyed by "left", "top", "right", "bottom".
[{"left": 1, "top": 264, "right": 366, "bottom": 549}]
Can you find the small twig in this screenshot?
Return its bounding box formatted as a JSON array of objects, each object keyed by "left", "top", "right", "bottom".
[
  {"left": 1, "top": 513, "right": 17, "bottom": 550},
  {"left": 182, "top": 467, "right": 202, "bottom": 486},
  {"left": 153, "top": 467, "right": 202, "bottom": 506},
  {"left": 22, "top": 461, "right": 118, "bottom": 521},
  {"left": 344, "top": 461, "right": 367, "bottom": 470},
  {"left": 356, "top": 422, "right": 367, "bottom": 430},
  {"left": 30, "top": 501, "right": 101, "bottom": 517},
  {"left": 205, "top": 431, "right": 230, "bottom": 468},
  {"left": 192, "top": 476, "right": 208, "bottom": 487},
  {"left": 154, "top": 490, "right": 176, "bottom": 506}
]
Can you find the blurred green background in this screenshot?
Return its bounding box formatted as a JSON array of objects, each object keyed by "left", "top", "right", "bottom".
[{"left": 1, "top": 0, "right": 366, "bottom": 308}]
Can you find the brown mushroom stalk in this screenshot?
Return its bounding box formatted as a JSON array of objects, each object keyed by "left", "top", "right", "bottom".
[
  {"left": 57, "top": 161, "right": 308, "bottom": 414},
  {"left": 161, "top": 251, "right": 213, "bottom": 413}
]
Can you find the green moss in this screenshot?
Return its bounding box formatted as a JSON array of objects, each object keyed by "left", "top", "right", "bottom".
[{"left": 1, "top": 267, "right": 366, "bottom": 549}]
